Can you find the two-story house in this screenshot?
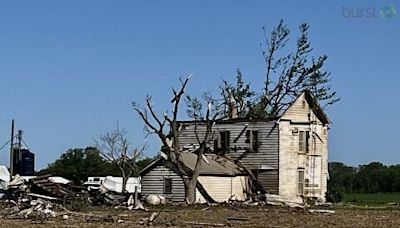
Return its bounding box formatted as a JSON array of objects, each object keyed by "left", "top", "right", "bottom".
[{"left": 177, "top": 90, "right": 330, "bottom": 201}]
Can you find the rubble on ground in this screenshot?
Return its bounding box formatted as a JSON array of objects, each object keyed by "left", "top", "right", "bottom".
[
  {"left": 0, "top": 174, "right": 336, "bottom": 225},
  {"left": 0, "top": 174, "right": 146, "bottom": 222}
]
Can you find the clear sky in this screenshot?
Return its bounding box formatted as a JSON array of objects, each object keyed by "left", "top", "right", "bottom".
[{"left": 0, "top": 0, "right": 398, "bottom": 169}]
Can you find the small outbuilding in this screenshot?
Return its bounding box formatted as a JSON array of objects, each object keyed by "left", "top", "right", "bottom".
[{"left": 139, "top": 152, "right": 249, "bottom": 203}]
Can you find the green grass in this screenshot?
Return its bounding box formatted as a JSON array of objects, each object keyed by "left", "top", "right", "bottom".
[{"left": 343, "top": 193, "right": 400, "bottom": 205}]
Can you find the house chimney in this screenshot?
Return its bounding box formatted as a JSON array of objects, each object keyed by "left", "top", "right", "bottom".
[{"left": 228, "top": 94, "right": 238, "bottom": 119}]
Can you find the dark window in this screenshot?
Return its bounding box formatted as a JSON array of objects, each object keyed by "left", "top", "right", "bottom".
[
  {"left": 298, "top": 170, "right": 305, "bottom": 195},
  {"left": 299, "top": 131, "right": 310, "bottom": 153},
  {"left": 246, "top": 130, "right": 259, "bottom": 152},
  {"left": 219, "top": 131, "right": 230, "bottom": 151},
  {"left": 245, "top": 130, "right": 250, "bottom": 143},
  {"left": 163, "top": 178, "right": 172, "bottom": 194}
]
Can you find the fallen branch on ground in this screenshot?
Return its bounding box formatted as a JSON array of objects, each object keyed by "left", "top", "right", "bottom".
[{"left": 182, "top": 221, "right": 226, "bottom": 227}]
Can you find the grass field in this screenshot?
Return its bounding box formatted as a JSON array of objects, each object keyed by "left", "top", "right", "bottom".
[{"left": 343, "top": 193, "right": 400, "bottom": 205}]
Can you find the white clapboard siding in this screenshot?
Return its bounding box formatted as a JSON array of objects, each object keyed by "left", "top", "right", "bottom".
[
  {"left": 195, "top": 176, "right": 248, "bottom": 203},
  {"left": 179, "top": 120, "right": 279, "bottom": 194},
  {"left": 141, "top": 165, "right": 186, "bottom": 202}
]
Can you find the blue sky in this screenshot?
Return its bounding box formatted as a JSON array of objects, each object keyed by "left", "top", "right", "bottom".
[{"left": 0, "top": 0, "right": 398, "bottom": 169}]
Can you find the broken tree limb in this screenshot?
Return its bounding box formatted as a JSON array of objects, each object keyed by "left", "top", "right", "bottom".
[{"left": 195, "top": 180, "right": 217, "bottom": 204}]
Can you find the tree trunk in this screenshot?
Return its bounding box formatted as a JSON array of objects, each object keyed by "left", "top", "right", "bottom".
[
  {"left": 185, "top": 179, "right": 197, "bottom": 203},
  {"left": 120, "top": 167, "right": 127, "bottom": 193},
  {"left": 184, "top": 145, "right": 205, "bottom": 204}
]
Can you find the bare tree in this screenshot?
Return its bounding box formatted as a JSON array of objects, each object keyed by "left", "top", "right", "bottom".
[
  {"left": 95, "top": 126, "right": 145, "bottom": 193},
  {"left": 133, "top": 75, "right": 224, "bottom": 203}
]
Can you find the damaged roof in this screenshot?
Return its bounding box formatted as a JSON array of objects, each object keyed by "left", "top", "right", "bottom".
[
  {"left": 179, "top": 152, "right": 247, "bottom": 176},
  {"left": 139, "top": 152, "right": 247, "bottom": 177},
  {"left": 302, "top": 90, "right": 330, "bottom": 124},
  {"left": 178, "top": 90, "right": 330, "bottom": 125}
]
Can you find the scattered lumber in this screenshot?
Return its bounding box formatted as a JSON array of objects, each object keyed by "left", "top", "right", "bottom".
[
  {"left": 226, "top": 216, "right": 249, "bottom": 221},
  {"left": 308, "top": 209, "right": 335, "bottom": 214},
  {"left": 182, "top": 221, "right": 226, "bottom": 227}
]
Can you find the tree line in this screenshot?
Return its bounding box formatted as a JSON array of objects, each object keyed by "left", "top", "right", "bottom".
[
  {"left": 328, "top": 161, "right": 400, "bottom": 194},
  {"left": 37, "top": 147, "right": 153, "bottom": 185}
]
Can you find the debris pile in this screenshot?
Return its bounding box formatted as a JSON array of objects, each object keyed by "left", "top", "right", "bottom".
[
  {"left": 0, "top": 174, "right": 335, "bottom": 226},
  {"left": 0, "top": 175, "right": 79, "bottom": 220},
  {"left": 0, "top": 174, "right": 147, "bottom": 224}
]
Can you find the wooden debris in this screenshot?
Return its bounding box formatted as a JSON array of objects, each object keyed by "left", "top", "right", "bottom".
[
  {"left": 226, "top": 216, "right": 249, "bottom": 221},
  {"left": 308, "top": 209, "right": 335, "bottom": 214},
  {"left": 183, "top": 221, "right": 226, "bottom": 227},
  {"left": 149, "top": 211, "right": 158, "bottom": 223},
  {"left": 315, "top": 202, "right": 333, "bottom": 207},
  {"left": 27, "top": 193, "right": 59, "bottom": 201}
]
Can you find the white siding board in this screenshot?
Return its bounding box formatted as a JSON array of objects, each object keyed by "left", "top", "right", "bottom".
[
  {"left": 141, "top": 165, "right": 186, "bottom": 202},
  {"left": 195, "top": 176, "right": 248, "bottom": 203},
  {"left": 179, "top": 121, "right": 279, "bottom": 193}
]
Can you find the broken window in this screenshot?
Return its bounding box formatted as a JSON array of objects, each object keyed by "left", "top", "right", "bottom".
[
  {"left": 219, "top": 131, "right": 230, "bottom": 151},
  {"left": 163, "top": 177, "right": 172, "bottom": 194},
  {"left": 299, "top": 131, "right": 310, "bottom": 153},
  {"left": 298, "top": 170, "right": 305, "bottom": 195},
  {"left": 246, "top": 130, "right": 259, "bottom": 152}
]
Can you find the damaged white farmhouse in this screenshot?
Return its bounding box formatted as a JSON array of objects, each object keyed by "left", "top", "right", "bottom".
[{"left": 176, "top": 90, "right": 330, "bottom": 202}]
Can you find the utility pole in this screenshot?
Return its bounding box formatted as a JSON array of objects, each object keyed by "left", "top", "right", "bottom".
[{"left": 9, "top": 120, "right": 15, "bottom": 175}]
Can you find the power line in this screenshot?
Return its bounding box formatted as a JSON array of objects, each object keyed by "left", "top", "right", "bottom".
[
  {"left": 0, "top": 139, "right": 11, "bottom": 152},
  {"left": 21, "top": 138, "right": 30, "bottom": 151}
]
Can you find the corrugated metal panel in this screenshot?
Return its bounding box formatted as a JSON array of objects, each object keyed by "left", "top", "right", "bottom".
[{"left": 141, "top": 165, "right": 186, "bottom": 202}]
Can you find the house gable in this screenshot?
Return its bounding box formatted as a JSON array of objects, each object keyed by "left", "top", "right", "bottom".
[{"left": 280, "top": 90, "right": 330, "bottom": 124}]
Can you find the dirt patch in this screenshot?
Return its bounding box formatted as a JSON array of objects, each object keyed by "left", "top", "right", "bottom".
[{"left": 0, "top": 206, "right": 399, "bottom": 227}]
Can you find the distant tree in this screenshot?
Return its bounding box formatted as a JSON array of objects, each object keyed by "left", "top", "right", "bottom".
[
  {"left": 221, "top": 20, "right": 339, "bottom": 118},
  {"left": 328, "top": 161, "right": 400, "bottom": 195},
  {"left": 95, "top": 126, "right": 145, "bottom": 193},
  {"left": 354, "top": 162, "right": 386, "bottom": 193},
  {"left": 328, "top": 162, "right": 356, "bottom": 193},
  {"left": 388, "top": 165, "right": 400, "bottom": 192},
  {"left": 136, "top": 157, "right": 154, "bottom": 171},
  {"left": 37, "top": 147, "right": 116, "bottom": 184}
]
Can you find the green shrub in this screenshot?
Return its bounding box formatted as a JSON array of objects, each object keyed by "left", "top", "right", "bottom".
[{"left": 326, "top": 188, "right": 344, "bottom": 203}]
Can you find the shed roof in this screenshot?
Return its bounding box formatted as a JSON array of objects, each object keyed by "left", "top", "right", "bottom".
[
  {"left": 139, "top": 152, "right": 247, "bottom": 177},
  {"left": 179, "top": 152, "right": 247, "bottom": 176}
]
